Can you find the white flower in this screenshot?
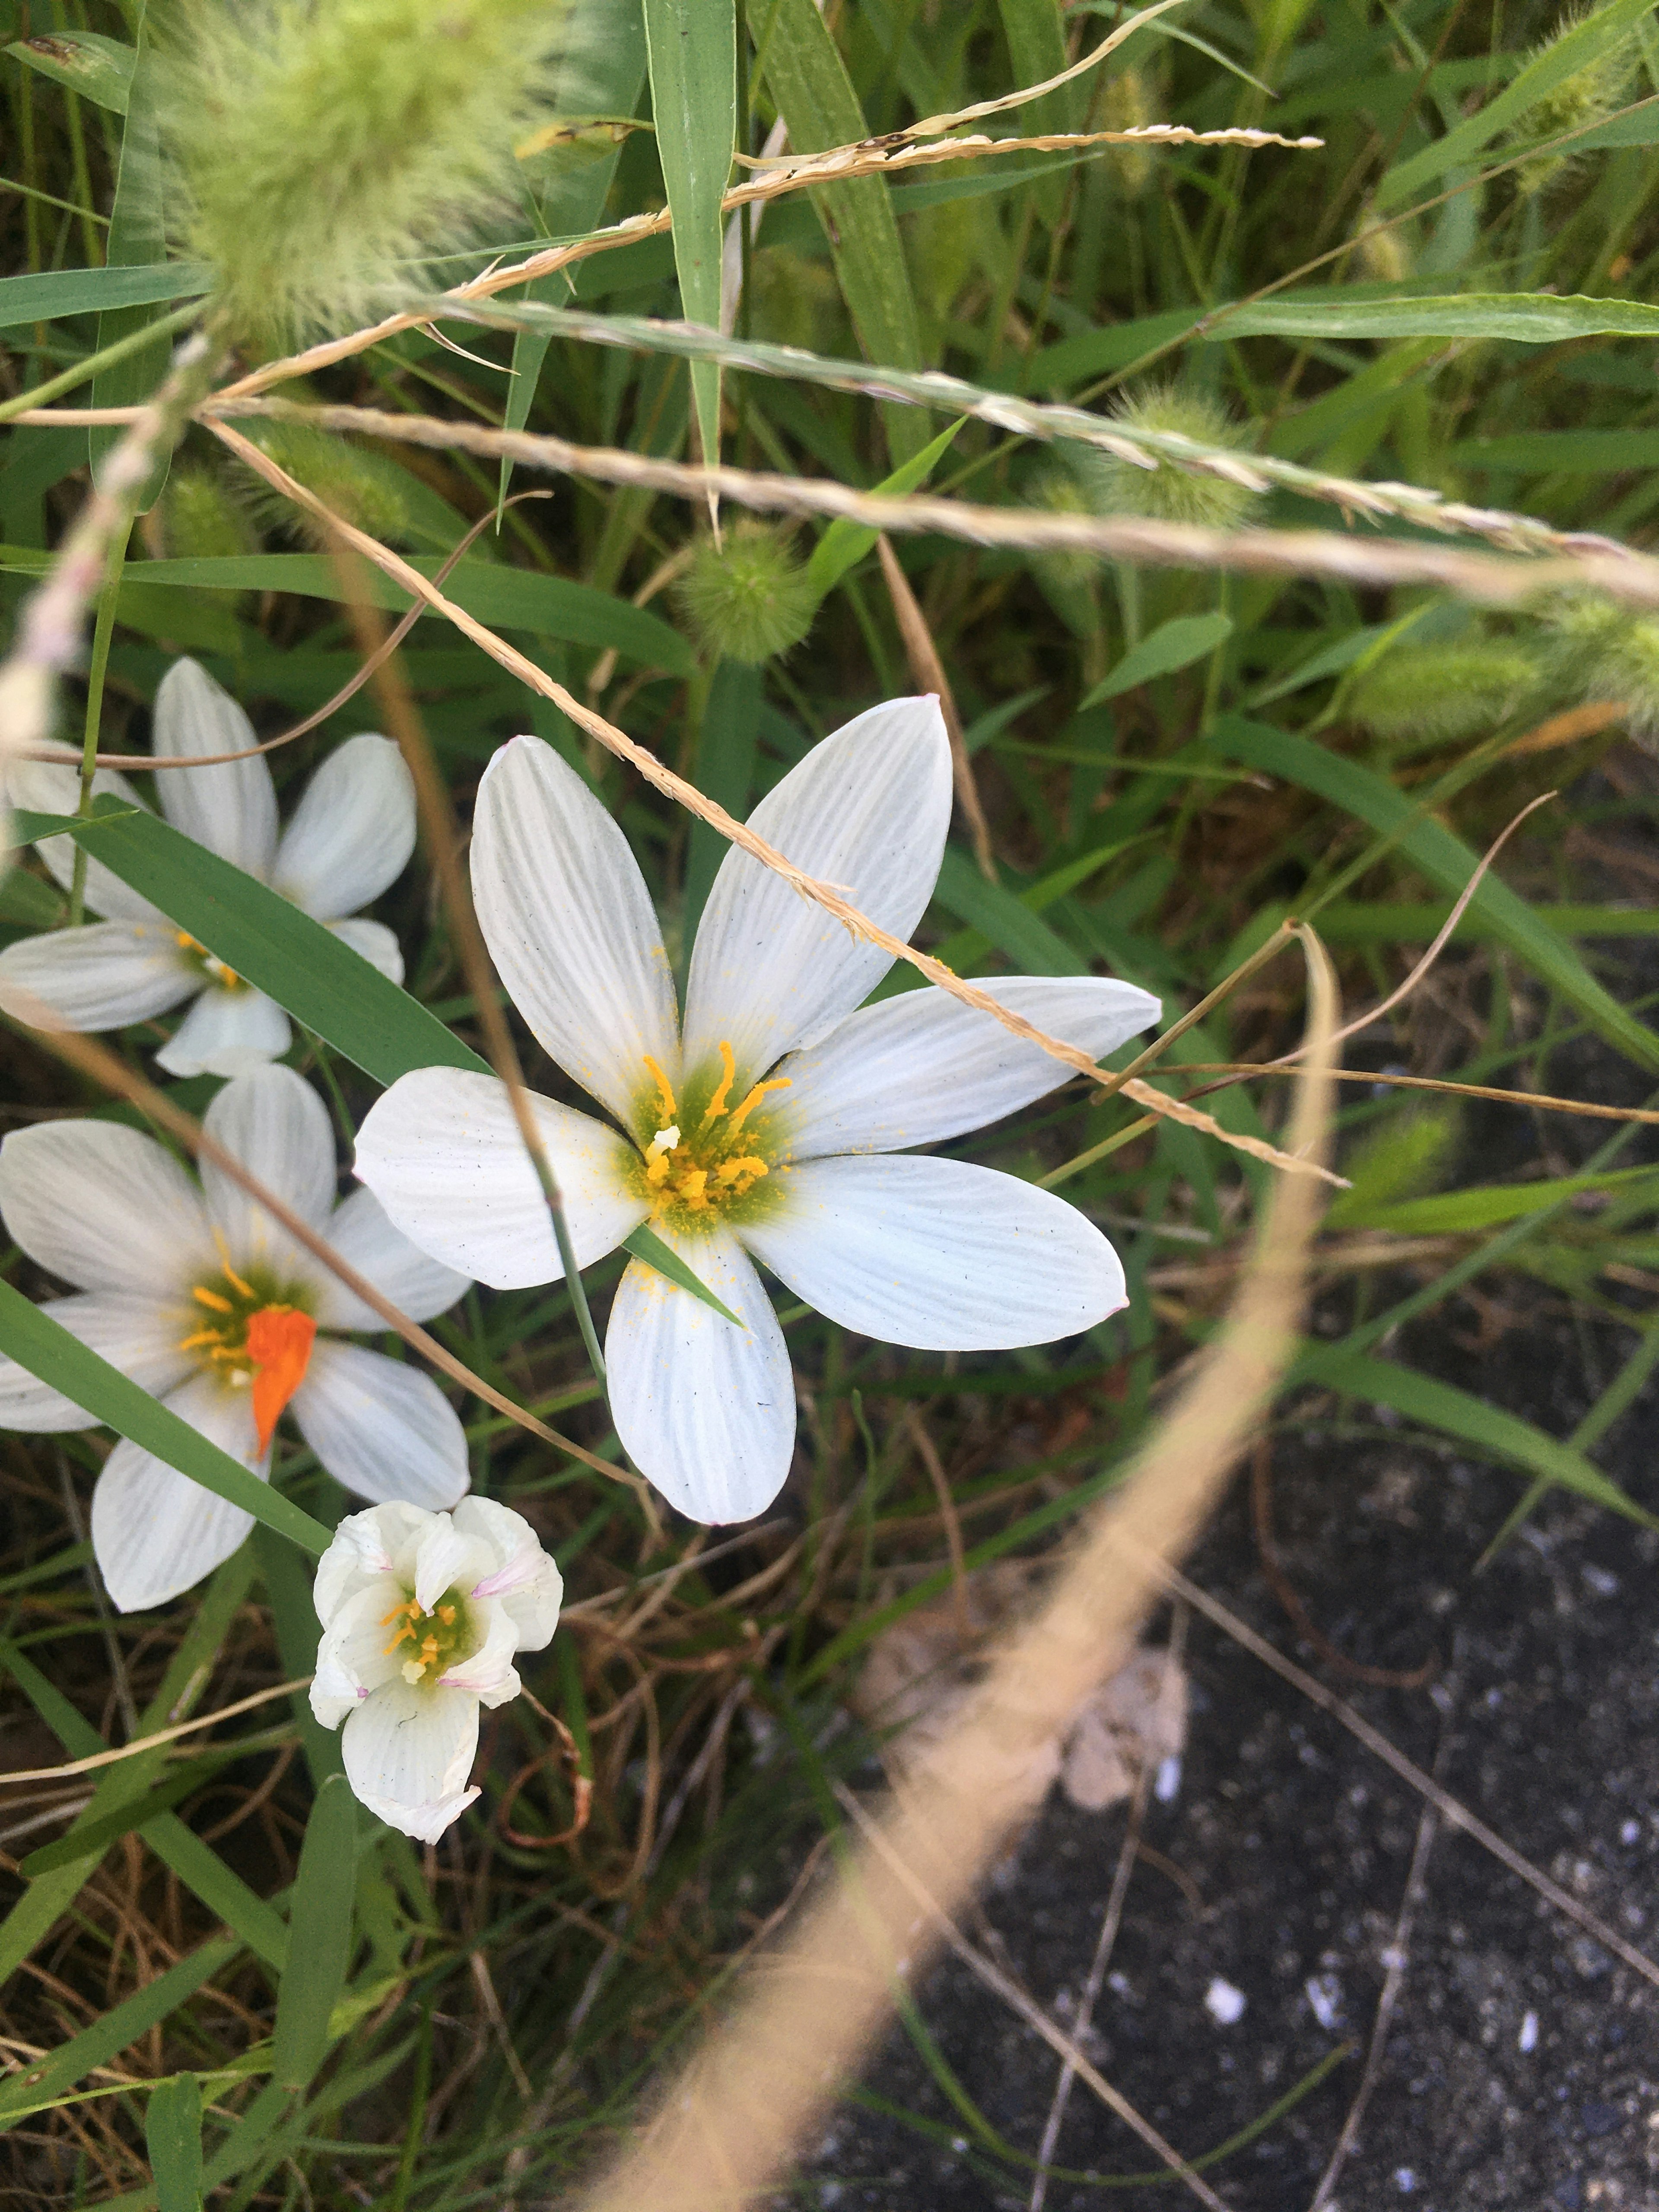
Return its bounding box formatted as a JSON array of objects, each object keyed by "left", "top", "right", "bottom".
[
  {"left": 356, "top": 697, "right": 1159, "bottom": 1524},
  {"left": 310, "top": 1497, "right": 563, "bottom": 1842},
  {"left": 0, "top": 1064, "right": 473, "bottom": 1611},
  {"left": 0, "top": 657, "right": 416, "bottom": 1078}
]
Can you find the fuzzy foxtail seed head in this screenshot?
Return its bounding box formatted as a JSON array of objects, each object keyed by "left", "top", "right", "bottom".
[
  {"left": 1350, "top": 640, "right": 1541, "bottom": 751},
  {"left": 1085, "top": 385, "right": 1266, "bottom": 532},
  {"left": 163, "top": 0, "right": 584, "bottom": 345},
  {"left": 676, "top": 524, "right": 818, "bottom": 665}
]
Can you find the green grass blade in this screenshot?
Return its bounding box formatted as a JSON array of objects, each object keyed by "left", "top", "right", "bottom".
[
  {"left": 92, "top": 19, "right": 175, "bottom": 509},
  {"left": 1080, "top": 612, "right": 1233, "bottom": 707},
  {"left": 5, "top": 29, "right": 134, "bottom": 113},
  {"left": 1208, "top": 718, "right": 1659, "bottom": 1075},
  {"left": 273, "top": 1773, "right": 358, "bottom": 2091},
  {"left": 622, "top": 1224, "right": 745, "bottom": 1324},
  {"left": 642, "top": 0, "right": 736, "bottom": 472},
  {"left": 992, "top": 0, "right": 1073, "bottom": 225},
  {"left": 0, "top": 1943, "right": 239, "bottom": 2130},
  {"left": 0, "top": 263, "right": 213, "bottom": 330},
  {"left": 0, "top": 1278, "right": 331, "bottom": 1557},
  {"left": 1337, "top": 1164, "right": 1659, "bottom": 1234},
  {"left": 804, "top": 420, "right": 965, "bottom": 600},
  {"left": 146, "top": 2074, "right": 203, "bottom": 2212}
]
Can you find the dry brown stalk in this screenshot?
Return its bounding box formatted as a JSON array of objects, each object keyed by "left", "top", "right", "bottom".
[
  {"left": 875, "top": 534, "right": 995, "bottom": 879},
  {"left": 207, "top": 415, "right": 1340, "bottom": 1188},
  {"left": 0, "top": 1678, "right": 311, "bottom": 1783},
  {"left": 567, "top": 929, "right": 1338, "bottom": 2212}
]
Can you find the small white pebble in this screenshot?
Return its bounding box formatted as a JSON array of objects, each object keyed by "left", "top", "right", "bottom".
[
  {"left": 1154, "top": 1755, "right": 1182, "bottom": 1802},
  {"left": 1108, "top": 1971, "right": 1131, "bottom": 1996},
  {"left": 1582, "top": 1564, "right": 1620, "bottom": 1597},
  {"left": 1395, "top": 2168, "right": 1417, "bottom": 2193},
  {"left": 1519, "top": 2009, "right": 1539, "bottom": 2053},
  {"left": 1205, "top": 1976, "right": 1246, "bottom": 2024},
  {"left": 1305, "top": 1974, "right": 1343, "bottom": 2031},
  {"left": 1621, "top": 1819, "right": 1641, "bottom": 1845}
]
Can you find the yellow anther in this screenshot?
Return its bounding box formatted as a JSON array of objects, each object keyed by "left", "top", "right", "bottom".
[
  {"left": 701, "top": 1040, "right": 738, "bottom": 1126},
  {"left": 727, "top": 1077, "right": 790, "bottom": 1138},
  {"left": 420, "top": 1634, "right": 439, "bottom": 1662},
  {"left": 176, "top": 930, "right": 199, "bottom": 953},
  {"left": 401, "top": 1659, "right": 427, "bottom": 1684},
  {"left": 715, "top": 1156, "right": 767, "bottom": 1185},
  {"left": 645, "top": 1151, "right": 671, "bottom": 1189},
  {"left": 643, "top": 1055, "right": 678, "bottom": 1124},
  {"left": 176, "top": 1327, "right": 222, "bottom": 1352},
  {"left": 676, "top": 1167, "right": 709, "bottom": 1205},
  {"left": 192, "top": 1286, "right": 234, "bottom": 1314},
  {"left": 438, "top": 1604, "right": 456, "bottom": 1625}
]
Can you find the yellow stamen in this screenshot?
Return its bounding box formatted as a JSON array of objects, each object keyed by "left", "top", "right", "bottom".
[
  {"left": 715, "top": 1156, "right": 768, "bottom": 1185},
  {"left": 643, "top": 1055, "right": 678, "bottom": 1124},
  {"left": 402, "top": 1659, "right": 427, "bottom": 1683},
  {"left": 676, "top": 1167, "right": 709, "bottom": 1205},
  {"left": 192, "top": 1285, "right": 235, "bottom": 1314},
  {"left": 727, "top": 1077, "right": 791, "bottom": 1138},
  {"left": 701, "top": 1039, "right": 738, "bottom": 1126},
  {"left": 645, "top": 1150, "right": 671, "bottom": 1189},
  {"left": 438, "top": 1604, "right": 456, "bottom": 1625},
  {"left": 177, "top": 1327, "right": 222, "bottom": 1352}
]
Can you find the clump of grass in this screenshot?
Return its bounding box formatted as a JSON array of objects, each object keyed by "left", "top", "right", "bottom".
[{"left": 162, "top": 0, "right": 584, "bottom": 343}]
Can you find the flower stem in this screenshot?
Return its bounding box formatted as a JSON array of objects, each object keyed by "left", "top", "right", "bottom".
[{"left": 69, "top": 515, "right": 133, "bottom": 927}]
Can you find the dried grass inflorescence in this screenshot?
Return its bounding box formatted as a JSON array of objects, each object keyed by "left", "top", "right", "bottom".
[{"left": 162, "top": 0, "right": 585, "bottom": 344}]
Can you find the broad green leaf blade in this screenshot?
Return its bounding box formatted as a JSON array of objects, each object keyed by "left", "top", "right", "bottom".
[
  {"left": 1375, "top": 0, "right": 1659, "bottom": 207},
  {"left": 622, "top": 1224, "right": 746, "bottom": 1324},
  {"left": 759, "top": 0, "right": 930, "bottom": 462},
  {"left": 6, "top": 30, "right": 135, "bottom": 112},
  {"left": 15, "top": 804, "right": 492, "bottom": 1090},
  {"left": 273, "top": 1773, "right": 358, "bottom": 2091},
  {"left": 993, "top": 0, "right": 1073, "bottom": 224},
  {"left": 804, "top": 420, "right": 966, "bottom": 600},
  {"left": 1293, "top": 1350, "right": 1651, "bottom": 1522},
  {"left": 931, "top": 847, "right": 1088, "bottom": 976},
  {"left": 0, "top": 549, "right": 693, "bottom": 671},
  {"left": 146, "top": 2075, "right": 203, "bottom": 2212},
  {"left": 0, "top": 1278, "right": 330, "bottom": 1557},
  {"left": 642, "top": 0, "right": 736, "bottom": 472},
  {"left": 0, "top": 1942, "right": 239, "bottom": 2129},
  {"left": 92, "top": 19, "right": 174, "bottom": 509},
  {"left": 1080, "top": 612, "right": 1233, "bottom": 707},
  {"left": 1450, "top": 427, "right": 1659, "bottom": 471},
  {"left": 1338, "top": 1164, "right": 1659, "bottom": 1235},
  {"left": 1208, "top": 718, "right": 1659, "bottom": 1076}
]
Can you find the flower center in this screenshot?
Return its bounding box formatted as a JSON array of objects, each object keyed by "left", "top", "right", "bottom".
[
  {"left": 634, "top": 1042, "right": 790, "bottom": 1227},
  {"left": 178, "top": 1254, "right": 317, "bottom": 1453},
  {"left": 381, "top": 1588, "right": 473, "bottom": 1686},
  {"left": 175, "top": 931, "right": 246, "bottom": 991}
]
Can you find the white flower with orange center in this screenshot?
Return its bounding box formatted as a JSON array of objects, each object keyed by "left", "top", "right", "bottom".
[
  {"left": 0, "top": 657, "right": 415, "bottom": 1077},
  {"left": 356, "top": 697, "right": 1159, "bottom": 1524},
  {"left": 311, "top": 1497, "right": 563, "bottom": 1842},
  {"left": 0, "top": 1065, "right": 472, "bottom": 1610}
]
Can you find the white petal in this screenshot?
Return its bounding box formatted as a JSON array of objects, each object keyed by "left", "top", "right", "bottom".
[
  {"left": 272, "top": 734, "right": 416, "bottom": 919},
  {"left": 437, "top": 1601, "right": 521, "bottom": 1706},
  {"left": 743, "top": 1155, "right": 1126, "bottom": 1350},
  {"left": 0, "top": 1117, "right": 213, "bottom": 1293},
  {"left": 340, "top": 1678, "right": 480, "bottom": 1841},
  {"left": 89, "top": 1367, "right": 265, "bottom": 1611},
  {"left": 0, "top": 921, "right": 198, "bottom": 1033},
  {"left": 776, "top": 976, "right": 1163, "bottom": 1160},
  {"left": 354, "top": 1066, "right": 645, "bottom": 1290},
  {"left": 311, "top": 1575, "right": 405, "bottom": 1726},
  {"left": 471, "top": 735, "right": 680, "bottom": 1134},
  {"left": 328, "top": 916, "right": 404, "bottom": 984},
  {"left": 154, "top": 983, "right": 292, "bottom": 1079},
  {"left": 606, "top": 1224, "right": 795, "bottom": 1524},
  {"left": 682, "top": 697, "right": 952, "bottom": 1087},
  {"left": 453, "top": 1494, "right": 563, "bottom": 1651},
  {"left": 289, "top": 1342, "right": 470, "bottom": 1510},
  {"left": 410, "top": 1512, "right": 487, "bottom": 1609},
  {"left": 311, "top": 1185, "right": 471, "bottom": 1332},
  {"left": 152, "top": 658, "right": 278, "bottom": 878},
  {"left": 314, "top": 1499, "right": 434, "bottom": 1625},
  {"left": 199, "top": 1064, "right": 338, "bottom": 1290},
  {"left": 9, "top": 756, "right": 162, "bottom": 922},
  {"left": 0, "top": 1293, "right": 194, "bottom": 1431}
]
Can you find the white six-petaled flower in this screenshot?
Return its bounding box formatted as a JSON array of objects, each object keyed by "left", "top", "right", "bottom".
[
  {"left": 0, "top": 1064, "right": 473, "bottom": 1611},
  {"left": 0, "top": 657, "right": 416, "bottom": 1078},
  {"left": 310, "top": 1497, "right": 563, "bottom": 1843},
  {"left": 356, "top": 697, "right": 1160, "bottom": 1525}
]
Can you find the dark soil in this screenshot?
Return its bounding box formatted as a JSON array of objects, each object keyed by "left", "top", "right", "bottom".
[{"left": 791, "top": 1296, "right": 1659, "bottom": 2212}]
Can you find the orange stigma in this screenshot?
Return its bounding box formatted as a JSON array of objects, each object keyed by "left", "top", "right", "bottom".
[{"left": 245, "top": 1306, "right": 317, "bottom": 1454}]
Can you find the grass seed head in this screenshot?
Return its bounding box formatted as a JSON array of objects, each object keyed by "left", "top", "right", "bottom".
[
  {"left": 1504, "top": 9, "right": 1633, "bottom": 197},
  {"left": 1351, "top": 640, "right": 1541, "bottom": 750},
  {"left": 676, "top": 523, "right": 817, "bottom": 665},
  {"left": 233, "top": 421, "right": 417, "bottom": 548},
  {"left": 163, "top": 0, "right": 585, "bottom": 345},
  {"left": 1087, "top": 385, "right": 1265, "bottom": 531},
  {"left": 151, "top": 466, "right": 260, "bottom": 562}
]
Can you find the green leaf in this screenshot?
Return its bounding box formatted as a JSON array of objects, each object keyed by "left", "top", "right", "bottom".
[
  {"left": 992, "top": 0, "right": 1073, "bottom": 224},
  {"left": 1317, "top": 900, "right": 1659, "bottom": 942},
  {"left": 146, "top": 2075, "right": 203, "bottom": 2212},
  {"left": 15, "top": 803, "right": 492, "bottom": 1090},
  {"left": 6, "top": 30, "right": 135, "bottom": 113},
  {"left": 1080, "top": 612, "right": 1234, "bottom": 708},
  {"left": 1208, "top": 718, "right": 1659, "bottom": 1076},
  {"left": 92, "top": 19, "right": 173, "bottom": 510},
  {"left": 0, "top": 263, "right": 214, "bottom": 331},
  {"left": 804, "top": 420, "right": 966, "bottom": 601},
  {"left": 21, "top": 1752, "right": 247, "bottom": 1877},
  {"left": 930, "top": 848, "right": 1087, "bottom": 976},
  {"left": 642, "top": 0, "right": 736, "bottom": 473},
  {"left": 273, "top": 1773, "right": 357, "bottom": 2091},
  {"left": 1375, "top": 0, "right": 1659, "bottom": 207},
  {"left": 0, "top": 1278, "right": 331, "bottom": 1557},
  {"left": 757, "top": 0, "right": 930, "bottom": 462},
  {"left": 1292, "top": 1349, "right": 1652, "bottom": 1522},
  {"left": 1335, "top": 1164, "right": 1659, "bottom": 1235},
  {"left": 0, "top": 1942, "right": 240, "bottom": 2129},
  {"left": 1450, "top": 427, "right": 1659, "bottom": 471},
  {"left": 622, "top": 1224, "right": 746, "bottom": 1325}
]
